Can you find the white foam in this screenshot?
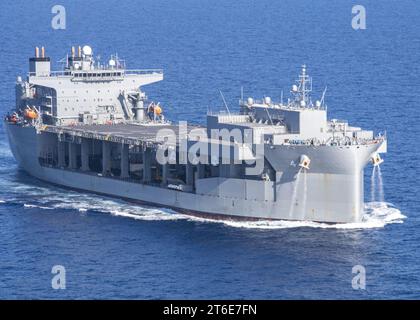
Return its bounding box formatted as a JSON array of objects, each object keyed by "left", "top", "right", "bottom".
[
  {"left": 377, "top": 166, "right": 385, "bottom": 203},
  {"left": 109, "top": 209, "right": 186, "bottom": 221},
  {"left": 104, "top": 201, "right": 405, "bottom": 230},
  {"left": 0, "top": 142, "right": 13, "bottom": 158},
  {"left": 15, "top": 196, "right": 408, "bottom": 230},
  {"left": 212, "top": 202, "right": 406, "bottom": 230},
  {"left": 23, "top": 203, "right": 54, "bottom": 210},
  {"left": 370, "top": 166, "right": 376, "bottom": 202}
]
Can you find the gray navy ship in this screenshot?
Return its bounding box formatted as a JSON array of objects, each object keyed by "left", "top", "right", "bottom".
[{"left": 4, "top": 46, "right": 387, "bottom": 223}]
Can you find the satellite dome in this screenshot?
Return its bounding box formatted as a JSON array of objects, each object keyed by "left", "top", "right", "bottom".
[
  {"left": 109, "top": 59, "right": 116, "bottom": 67},
  {"left": 82, "top": 45, "right": 92, "bottom": 56}
]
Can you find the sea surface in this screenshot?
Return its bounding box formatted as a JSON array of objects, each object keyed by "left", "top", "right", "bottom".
[{"left": 0, "top": 0, "right": 419, "bottom": 299}]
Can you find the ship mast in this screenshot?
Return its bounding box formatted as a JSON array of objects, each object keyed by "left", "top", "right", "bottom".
[{"left": 291, "top": 64, "right": 312, "bottom": 108}]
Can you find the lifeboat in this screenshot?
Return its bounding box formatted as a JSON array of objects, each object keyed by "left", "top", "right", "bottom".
[
  {"left": 24, "top": 108, "right": 38, "bottom": 119},
  {"left": 154, "top": 105, "right": 162, "bottom": 115}
]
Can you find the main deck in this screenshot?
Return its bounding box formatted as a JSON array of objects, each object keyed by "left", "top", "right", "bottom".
[{"left": 39, "top": 123, "right": 204, "bottom": 147}]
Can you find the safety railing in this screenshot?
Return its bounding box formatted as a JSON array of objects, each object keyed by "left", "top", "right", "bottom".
[{"left": 28, "top": 69, "right": 163, "bottom": 78}]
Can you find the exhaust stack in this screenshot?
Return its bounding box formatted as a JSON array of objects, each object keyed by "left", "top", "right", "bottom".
[{"left": 29, "top": 46, "right": 51, "bottom": 76}]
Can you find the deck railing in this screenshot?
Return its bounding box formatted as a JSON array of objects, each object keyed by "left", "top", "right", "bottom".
[{"left": 28, "top": 69, "right": 163, "bottom": 78}]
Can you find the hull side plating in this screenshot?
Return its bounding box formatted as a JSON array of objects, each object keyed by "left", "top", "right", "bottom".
[{"left": 5, "top": 123, "right": 379, "bottom": 223}]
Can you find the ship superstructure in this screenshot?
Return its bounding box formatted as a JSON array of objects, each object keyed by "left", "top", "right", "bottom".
[
  {"left": 16, "top": 45, "right": 164, "bottom": 127},
  {"left": 4, "top": 47, "right": 387, "bottom": 223}
]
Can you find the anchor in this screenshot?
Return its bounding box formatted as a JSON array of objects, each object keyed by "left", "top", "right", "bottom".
[
  {"left": 298, "top": 154, "right": 311, "bottom": 170},
  {"left": 371, "top": 153, "right": 384, "bottom": 167}
]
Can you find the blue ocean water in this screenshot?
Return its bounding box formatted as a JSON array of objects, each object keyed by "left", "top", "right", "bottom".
[{"left": 0, "top": 0, "right": 419, "bottom": 299}]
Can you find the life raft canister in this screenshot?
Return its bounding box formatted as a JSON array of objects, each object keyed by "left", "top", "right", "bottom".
[{"left": 8, "top": 115, "right": 18, "bottom": 123}]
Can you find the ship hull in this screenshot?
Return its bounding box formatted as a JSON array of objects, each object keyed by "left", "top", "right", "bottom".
[{"left": 4, "top": 122, "right": 381, "bottom": 223}]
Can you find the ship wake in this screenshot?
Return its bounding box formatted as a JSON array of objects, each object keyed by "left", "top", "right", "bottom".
[{"left": 215, "top": 202, "right": 405, "bottom": 230}]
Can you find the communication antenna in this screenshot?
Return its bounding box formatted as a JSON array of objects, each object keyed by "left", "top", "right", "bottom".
[
  {"left": 219, "top": 90, "right": 231, "bottom": 117},
  {"left": 320, "top": 86, "right": 327, "bottom": 108},
  {"left": 280, "top": 90, "right": 284, "bottom": 105},
  {"left": 265, "top": 107, "right": 274, "bottom": 126},
  {"left": 240, "top": 86, "right": 244, "bottom": 102},
  {"left": 96, "top": 54, "right": 101, "bottom": 68},
  {"left": 58, "top": 56, "right": 68, "bottom": 70}
]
